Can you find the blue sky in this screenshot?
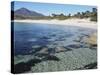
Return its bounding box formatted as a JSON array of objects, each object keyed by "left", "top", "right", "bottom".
[{"left": 12, "top": 1, "right": 97, "bottom": 16}]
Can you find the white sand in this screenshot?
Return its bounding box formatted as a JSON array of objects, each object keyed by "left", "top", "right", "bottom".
[{"left": 13, "top": 18, "right": 97, "bottom": 29}]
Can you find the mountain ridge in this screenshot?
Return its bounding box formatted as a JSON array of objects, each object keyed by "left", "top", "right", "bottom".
[{"left": 14, "top": 8, "right": 44, "bottom": 17}]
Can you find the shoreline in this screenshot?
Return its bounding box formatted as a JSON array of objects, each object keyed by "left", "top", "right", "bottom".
[{"left": 12, "top": 19, "right": 97, "bottom": 29}]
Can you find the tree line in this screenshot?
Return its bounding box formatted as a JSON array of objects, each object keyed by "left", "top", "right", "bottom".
[{"left": 50, "top": 8, "right": 97, "bottom": 21}]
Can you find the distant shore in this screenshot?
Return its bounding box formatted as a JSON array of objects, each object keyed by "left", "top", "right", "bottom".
[{"left": 13, "top": 18, "right": 97, "bottom": 29}]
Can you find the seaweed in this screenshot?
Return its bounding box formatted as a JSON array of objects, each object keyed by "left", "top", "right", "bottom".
[{"left": 14, "top": 58, "right": 41, "bottom": 73}]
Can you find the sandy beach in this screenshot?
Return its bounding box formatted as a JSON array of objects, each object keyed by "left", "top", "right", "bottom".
[{"left": 13, "top": 18, "right": 97, "bottom": 29}]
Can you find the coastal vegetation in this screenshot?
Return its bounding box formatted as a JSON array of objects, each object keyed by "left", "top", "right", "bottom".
[
  {"left": 12, "top": 8, "right": 97, "bottom": 21},
  {"left": 51, "top": 8, "right": 97, "bottom": 21}
]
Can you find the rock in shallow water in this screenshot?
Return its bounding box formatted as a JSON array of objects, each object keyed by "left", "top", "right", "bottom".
[
  {"left": 66, "top": 44, "right": 86, "bottom": 49},
  {"left": 43, "top": 55, "right": 60, "bottom": 61},
  {"left": 84, "top": 33, "right": 97, "bottom": 45},
  {"left": 82, "top": 33, "right": 97, "bottom": 49},
  {"left": 55, "top": 46, "right": 67, "bottom": 53},
  {"left": 14, "top": 58, "right": 41, "bottom": 74},
  {"left": 37, "top": 47, "right": 48, "bottom": 54},
  {"left": 84, "top": 62, "right": 97, "bottom": 69}
]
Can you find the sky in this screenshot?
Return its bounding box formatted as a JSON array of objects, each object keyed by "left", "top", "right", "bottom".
[{"left": 12, "top": 1, "right": 97, "bottom": 16}]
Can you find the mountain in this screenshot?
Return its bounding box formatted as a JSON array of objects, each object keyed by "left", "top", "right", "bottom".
[
  {"left": 15, "top": 8, "right": 44, "bottom": 17},
  {"left": 13, "top": 8, "right": 45, "bottom": 19}
]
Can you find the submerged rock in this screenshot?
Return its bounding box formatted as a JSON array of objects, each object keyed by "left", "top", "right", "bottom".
[
  {"left": 34, "top": 47, "right": 49, "bottom": 58},
  {"left": 85, "top": 33, "right": 97, "bottom": 45},
  {"left": 43, "top": 55, "right": 60, "bottom": 61},
  {"left": 40, "top": 36, "right": 50, "bottom": 39},
  {"left": 83, "top": 33, "right": 97, "bottom": 49},
  {"left": 14, "top": 58, "right": 41, "bottom": 74},
  {"left": 55, "top": 46, "right": 66, "bottom": 53},
  {"left": 35, "top": 47, "right": 55, "bottom": 58},
  {"left": 66, "top": 44, "right": 85, "bottom": 49},
  {"left": 37, "top": 47, "right": 48, "bottom": 54}
]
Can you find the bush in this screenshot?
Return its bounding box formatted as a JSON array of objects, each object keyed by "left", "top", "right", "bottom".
[{"left": 90, "top": 16, "right": 97, "bottom": 21}]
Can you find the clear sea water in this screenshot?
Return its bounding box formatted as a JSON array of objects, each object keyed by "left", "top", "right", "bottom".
[{"left": 12, "top": 22, "right": 96, "bottom": 55}]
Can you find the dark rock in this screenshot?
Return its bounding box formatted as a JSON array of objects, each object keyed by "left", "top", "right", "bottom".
[
  {"left": 43, "top": 55, "right": 60, "bottom": 61},
  {"left": 91, "top": 44, "right": 97, "bottom": 47},
  {"left": 89, "top": 44, "right": 97, "bottom": 50},
  {"left": 40, "top": 36, "right": 50, "bottom": 39},
  {"left": 14, "top": 62, "right": 31, "bottom": 74},
  {"left": 48, "top": 48, "right": 55, "bottom": 54},
  {"left": 14, "top": 58, "right": 41, "bottom": 74},
  {"left": 66, "top": 44, "right": 85, "bottom": 49},
  {"left": 74, "top": 62, "right": 97, "bottom": 70},
  {"left": 84, "top": 62, "right": 97, "bottom": 69},
  {"left": 50, "top": 34, "right": 56, "bottom": 37}
]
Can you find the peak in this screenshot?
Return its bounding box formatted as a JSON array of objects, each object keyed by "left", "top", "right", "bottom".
[
  {"left": 15, "top": 7, "right": 31, "bottom": 12},
  {"left": 20, "top": 7, "right": 27, "bottom": 9},
  {"left": 15, "top": 8, "right": 30, "bottom": 11},
  {"left": 19, "top": 8, "right": 29, "bottom": 10},
  {"left": 15, "top": 7, "right": 44, "bottom": 17}
]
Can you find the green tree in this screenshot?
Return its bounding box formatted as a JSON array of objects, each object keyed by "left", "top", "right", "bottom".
[
  {"left": 90, "top": 8, "right": 97, "bottom": 21},
  {"left": 92, "top": 8, "right": 97, "bottom": 13}
]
